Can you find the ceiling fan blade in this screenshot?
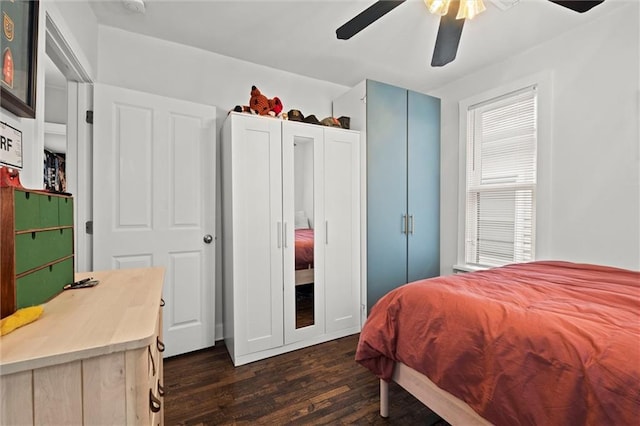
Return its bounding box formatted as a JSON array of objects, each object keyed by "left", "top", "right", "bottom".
[
  {"left": 431, "top": 1, "right": 465, "bottom": 67},
  {"left": 336, "top": 0, "right": 406, "bottom": 40},
  {"left": 548, "top": 0, "right": 605, "bottom": 13}
]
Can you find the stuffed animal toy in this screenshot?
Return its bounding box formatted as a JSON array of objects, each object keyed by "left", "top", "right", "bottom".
[
  {"left": 234, "top": 86, "right": 283, "bottom": 117},
  {"left": 269, "top": 97, "right": 283, "bottom": 116}
]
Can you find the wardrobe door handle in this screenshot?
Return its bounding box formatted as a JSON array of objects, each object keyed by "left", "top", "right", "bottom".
[
  {"left": 401, "top": 214, "right": 407, "bottom": 234},
  {"left": 149, "top": 389, "right": 161, "bottom": 413},
  {"left": 409, "top": 215, "right": 414, "bottom": 235},
  {"left": 284, "top": 222, "right": 288, "bottom": 248},
  {"left": 277, "top": 222, "right": 282, "bottom": 248},
  {"left": 324, "top": 221, "right": 328, "bottom": 245}
]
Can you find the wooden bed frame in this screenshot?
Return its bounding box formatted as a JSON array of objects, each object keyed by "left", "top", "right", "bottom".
[
  {"left": 295, "top": 267, "right": 314, "bottom": 286},
  {"left": 381, "top": 362, "right": 491, "bottom": 425}
]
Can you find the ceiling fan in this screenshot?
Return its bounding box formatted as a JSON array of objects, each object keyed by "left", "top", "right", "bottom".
[{"left": 336, "top": 0, "right": 605, "bottom": 67}]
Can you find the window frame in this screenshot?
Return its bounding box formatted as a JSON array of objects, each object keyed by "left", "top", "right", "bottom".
[{"left": 456, "top": 71, "right": 553, "bottom": 271}]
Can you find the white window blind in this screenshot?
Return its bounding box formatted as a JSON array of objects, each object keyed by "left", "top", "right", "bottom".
[{"left": 465, "top": 86, "right": 537, "bottom": 267}]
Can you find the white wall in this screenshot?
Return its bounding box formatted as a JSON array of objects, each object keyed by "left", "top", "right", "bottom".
[
  {"left": 45, "top": 85, "right": 67, "bottom": 124},
  {"left": 46, "top": 0, "right": 98, "bottom": 78},
  {"left": 97, "top": 26, "right": 348, "bottom": 121},
  {"left": 432, "top": 2, "right": 640, "bottom": 273}
]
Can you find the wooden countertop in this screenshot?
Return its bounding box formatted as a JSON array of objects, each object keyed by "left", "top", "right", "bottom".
[{"left": 0, "top": 267, "right": 164, "bottom": 376}]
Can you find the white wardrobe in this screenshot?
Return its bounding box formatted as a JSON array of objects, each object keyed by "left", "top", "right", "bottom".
[{"left": 221, "top": 112, "right": 361, "bottom": 366}]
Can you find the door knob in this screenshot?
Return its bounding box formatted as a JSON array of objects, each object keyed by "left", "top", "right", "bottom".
[{"left": 203, "top": 234, "right": 213, "bottom": 244}]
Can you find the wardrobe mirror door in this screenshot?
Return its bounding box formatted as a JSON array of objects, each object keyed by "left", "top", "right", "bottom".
[{"left": 293, "top": 136, "right": 315, "bottom": 329}]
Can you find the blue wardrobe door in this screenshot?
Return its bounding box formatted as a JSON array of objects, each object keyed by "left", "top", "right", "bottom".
[
  {"left": 366, "top": 80, "right": 408, "bottom": 311},
  {"left": 407, "top": 90, "right": 441, "bottom": 283}
]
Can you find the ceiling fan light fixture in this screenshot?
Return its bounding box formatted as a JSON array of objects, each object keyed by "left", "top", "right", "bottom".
[
  {"left": 457, "top": 0, "right": 486, "bottom": 19},
  {"left": 424, "top": 0, "right": 452, "bottom": 16},
  {"left": 122, "top": 0, "right": 146, "bottom": 14}
]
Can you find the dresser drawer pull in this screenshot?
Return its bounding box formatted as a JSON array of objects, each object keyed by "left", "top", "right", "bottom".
[
  {"left": 160, "top": 298, "right": 165, "bottom": 307},
  {"left": 149, "top": 390, "right": 161, "bottom": 413},
  {"left": 157, "top": 337, "right": 165, "bottom": 353},
  {"left": 158, "top": 381, "right": 165, "bottom": 397}
]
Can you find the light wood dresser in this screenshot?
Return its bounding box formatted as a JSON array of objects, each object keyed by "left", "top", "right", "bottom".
[{"left": 0, "top": 267, "right": 165, "bottom": 425}]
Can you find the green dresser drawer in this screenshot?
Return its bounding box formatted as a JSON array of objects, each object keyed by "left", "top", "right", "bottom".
[
  {"left": 59, "top": 197, "right": 73, "bottom": 226},
  {"left": 16, "top": 258, "right": 73, "bottom": 309},
  {"left": 13, "top": 191, "right": 68, "bottom": 230},
  {"left": 14, "top": 190, "right": 41, "bottom": 231},
  {"left": 1, "top": 188, "right": 75, "bottom": 319},
  {"left": 15, "top": 228, "right": 73, "bottom": 275},
  {"left": 39, "top": 194, "right": 59, "bottom": 228}
]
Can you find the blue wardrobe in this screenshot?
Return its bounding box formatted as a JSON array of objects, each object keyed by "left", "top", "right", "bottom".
[
  {"left": 365, "top": 80, "right": 441, "bottom": 311},
  {"left": 333, "top": 79, "right": 441, "bottom": 313}
]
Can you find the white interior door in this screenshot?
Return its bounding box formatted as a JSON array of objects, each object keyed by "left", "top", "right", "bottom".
[{"left": 93, "top": 83, "right": 216, "bottom": 357}]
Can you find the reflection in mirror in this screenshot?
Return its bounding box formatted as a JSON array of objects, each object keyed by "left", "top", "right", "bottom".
[{"left": 293, "top": 137, "right": 314, "bottom": 329}]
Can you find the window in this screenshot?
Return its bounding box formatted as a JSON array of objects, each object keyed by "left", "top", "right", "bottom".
[{"left": 464, "top": 86, "right": 537, "bottom": 267}]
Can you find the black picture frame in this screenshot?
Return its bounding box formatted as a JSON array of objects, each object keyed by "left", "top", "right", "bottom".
[{"left": 1, "top": 0, "right": 39, "bottom": 119}]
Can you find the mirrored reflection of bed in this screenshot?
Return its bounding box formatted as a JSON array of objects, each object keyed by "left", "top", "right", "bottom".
[
  {"left": 356, "top": 261, "right": 640, "bottom": 425},
  {"left": 294, "top": 220, "right": 314, "bottom": 329},
  {"left": 293, "top": 134, "right": 316, "bottom": 330},
  {"left": 294, "top": 211, "right": 314, "bottom": 286}
]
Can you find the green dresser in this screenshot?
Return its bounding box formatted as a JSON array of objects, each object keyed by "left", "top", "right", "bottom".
[{"left": 1, "top": 188, "right": 74, "bottom": 318}]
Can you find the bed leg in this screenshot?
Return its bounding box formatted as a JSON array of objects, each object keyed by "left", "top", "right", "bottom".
[{"left": 380, "top": 379, "right": 389, "bottom": 418}]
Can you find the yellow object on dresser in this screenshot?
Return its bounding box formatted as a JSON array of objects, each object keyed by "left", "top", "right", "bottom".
[
  {"left": 0, "top": 305, "right": 43, "bottom": 336},
  {"left": 0, "top": 268, "right": 165, "bottom": 425}
]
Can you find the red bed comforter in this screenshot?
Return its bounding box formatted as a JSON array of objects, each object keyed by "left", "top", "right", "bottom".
[
  {"left": 295, "top": 228, "right": 314, "bottom": 270},
  {"left": 356, "top": 261, "right": 640, "bottom": 425}
]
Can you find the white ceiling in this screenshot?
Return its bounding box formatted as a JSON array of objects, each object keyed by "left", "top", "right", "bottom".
[{"left": 88, "top": 0, "right": 626, "bottom": 92}]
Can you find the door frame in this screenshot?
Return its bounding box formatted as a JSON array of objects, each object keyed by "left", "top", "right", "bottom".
[{"left": 44, "top": 12, "right": 93, "bottom": 272}]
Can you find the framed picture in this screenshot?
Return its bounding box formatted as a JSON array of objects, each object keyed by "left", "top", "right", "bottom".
[{"left": 0, "top": 0, "right": 39, "bottom": 118}]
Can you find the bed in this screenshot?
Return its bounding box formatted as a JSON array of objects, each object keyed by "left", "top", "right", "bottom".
[
  {"left": 295, "top": 228, "right": 314, "bottom": 285},
  {"left": 356, "top": 261, "right": 640, "bottom": 425}
]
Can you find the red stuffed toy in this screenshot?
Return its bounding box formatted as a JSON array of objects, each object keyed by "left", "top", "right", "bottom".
[
  {"left": 234, "top": 86, "right": 283, "bottom": 117},
  {"left": 269, "top": 96, "right": 283, "bottom": 116}
]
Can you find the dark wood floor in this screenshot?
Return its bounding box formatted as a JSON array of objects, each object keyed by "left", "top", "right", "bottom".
[
  {"left": 296, "top": 283, "right": 314, "bottom": 329},
  {"left": 164, "top": 334, "right": 446, "bottom": 425}
]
